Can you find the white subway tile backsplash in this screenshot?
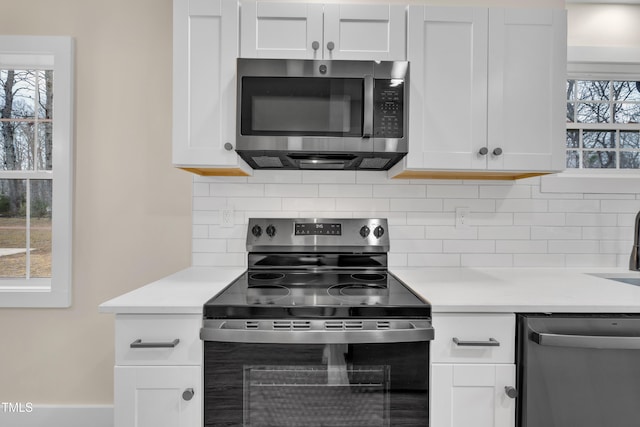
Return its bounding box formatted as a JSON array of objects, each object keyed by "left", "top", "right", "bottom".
[
  {"left": 302, "top": 170, "right": 356, "bottom": 184},
  {"left": 320, "top": 184, "right": 372, "bottom": 198},
  {"left": 461, "top": 254, "right": 513, "bottom": 267},
  {"left": 531, "top": 226, "right": 582, "bottom": 240},
  {"left": 193, "top": 173, "right": 640, "bottom": 269},
  {"left": 496, "top": 240, "right": 547, "bottom": 254},
  {"left": 336, "top": 198, "right": 389, "bottom": 212},
  {"left": 265, "top": 184, "right": 318, "bottom": 198},
  {"left": 373, "top": 184, "right": 426, "bottom": 199},
  {"left": 408, "top": 253, "right": 461, "bottom": 267},
  {"left": 548, "top": 240, "right": 600, "bottom": 254},
  {"left": 514, "top": 213, "right": 566, "bottom": 226},
  {"left": 391, "top": 199, "right": 443, "bottom": 212},
  {"left": 478, "top": 226, "right": 530, "bottom": 240},
  {"left": 282, "top": 197, "right": 335, "bottom": 212},
  {"left": 514, "top": 254, "right": 565, "bottom": 267},
  {"left": 600, "top": 200, "right": 640, "bottom": 213},
  {"left": 444, "top": 240, "right": 495, "bottom": 253},
  {"left": 443, "top": 199, "right": 496, "bottom": 212},
  {"left": 480, "top": 185, "right": 531, "bottom": 199},
  {"left": 427, "top": 185, "right": 478, "bottom": 199}
]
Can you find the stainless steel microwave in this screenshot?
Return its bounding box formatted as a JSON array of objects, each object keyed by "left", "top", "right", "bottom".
[{"left": 235, "top": 58, "right": 409, "bottom": 171}]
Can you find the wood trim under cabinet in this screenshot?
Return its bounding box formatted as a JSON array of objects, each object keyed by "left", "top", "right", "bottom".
[
  {"left": 391, "top": 170, "right": 552, "bottom": 180},
  {"left": 178, "top": 167, "right": 251, "bottom": 177}
]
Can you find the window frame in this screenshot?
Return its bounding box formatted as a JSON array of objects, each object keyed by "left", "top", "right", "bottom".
[
  {"left": 541, "top": 46, "right": 640, "bottom": 194},
  {"left": 0, "top": 36, "right": 74, "bottom": 307}
]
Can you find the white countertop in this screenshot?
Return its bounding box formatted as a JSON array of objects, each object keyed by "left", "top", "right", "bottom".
[
  {"left": 99, "top": 266, "right": 640, "bottom": 315},
  {"left": 99, "top": 267, "right": 245, "bottom": 314},
  {"left": 392, "top": 268, "right": 640, "bottom": 313}
]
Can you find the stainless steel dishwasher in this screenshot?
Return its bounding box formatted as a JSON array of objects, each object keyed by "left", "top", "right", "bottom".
[{"left": 516, "top": 314, "right": 640, "bottom": 427}]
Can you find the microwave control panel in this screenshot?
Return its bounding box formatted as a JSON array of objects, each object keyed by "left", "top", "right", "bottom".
[{"left": 373, "top": 80, "right": 404, "bottom": 138}]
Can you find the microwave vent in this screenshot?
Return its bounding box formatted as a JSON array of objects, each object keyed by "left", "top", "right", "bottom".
[
  {"left": 253, "top": 156, "right": 284, "bottom": 168},
  {"left": 359, "top": 158, "right": 390, "bottom": 169}
]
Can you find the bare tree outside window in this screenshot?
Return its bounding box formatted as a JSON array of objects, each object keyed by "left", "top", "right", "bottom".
[
  {"left": 566, "top": 79, "right": 640, "bottom": 169},
  {"left": 0, "top": 69, "right": 53, "bottom": 279}
]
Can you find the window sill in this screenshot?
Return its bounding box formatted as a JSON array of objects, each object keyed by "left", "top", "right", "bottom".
[{"left": 540, "top": 170, "right": 640, "bottom": 194}]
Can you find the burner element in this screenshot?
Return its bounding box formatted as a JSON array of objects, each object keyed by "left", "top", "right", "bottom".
[
  {"left": 351, "top": 273, "right": 386, "bottom": 282},
  {"left": 328, "top": 283, "right": 389, "bottom": 305},
  {"left": 246, "top": 285, "right": 290, "bottom": 304},
  {"left": 250, "top": 272, "right": 286, "bottom": 281}
]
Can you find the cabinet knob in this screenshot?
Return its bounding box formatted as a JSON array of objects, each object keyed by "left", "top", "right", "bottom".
[
  {"left": 492, "top": 147, "right": 503, "bottom": 156},
  {"left": 478, "top": 147, "right": 489, "bottom": 156},
  {"left": 182, "top": 388, "right": 195, "bottom": 401},
  {"left": 327, "top": 41, "right": 335, "bottom": 51},
  {"left": 312, "top": 41, "right": 320, "bottom": 51},
  {"left": 224, "top": 142, "right": 234, "bottom": 151},
  {"left": 504, "top": 386, "right": 517, "bottom": 399}
]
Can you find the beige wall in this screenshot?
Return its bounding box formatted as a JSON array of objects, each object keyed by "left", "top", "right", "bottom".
[
  {"left": 567, "top": 3, "right": 640, "bottom": 48},
  {"left": 0, "top": 0, "right": 192, "bottom": 404}
]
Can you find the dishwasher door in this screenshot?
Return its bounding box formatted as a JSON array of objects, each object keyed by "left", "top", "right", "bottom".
[{"left": 517, "top": 314, "right": 640, "bottom": 427}]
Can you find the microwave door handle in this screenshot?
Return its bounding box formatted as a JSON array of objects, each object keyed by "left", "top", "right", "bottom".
[{"left": 363, "top": 75, "right": 374, "bottom": 138}]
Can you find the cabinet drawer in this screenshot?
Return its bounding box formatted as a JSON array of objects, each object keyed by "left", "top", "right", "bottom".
[
  {"left": 115, "top": 314, "right": 202, "bottom": 366},
  {"left": 431, "top": 313, "right": 515, "bottom": 363}
]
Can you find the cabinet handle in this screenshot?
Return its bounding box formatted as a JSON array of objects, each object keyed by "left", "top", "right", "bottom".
[
  {"left": 327, "top": 41, "right": 335, "bottom": 51},
  {"left": 312, "top": 41, "right": 320, "bottom": 51},
  {"left": 505, "top": 386, "right": 518, "bottom": 399},
  {"left": 452, "top": 337, "right": 500, "bottom": 347},
  {"left": 182, "top": 388, "right": 195, "bottom": 401},
  {"left": 492, "top": 147, "right": 503, "bottom": 156},
  {"left": 130, "top": 338, "right": 180, "bottom": 348},
  {"left": 224, "top": 142, "right": 234, "bottom": 151},
  {"left": 478, "top": 147, "right": 489, "bottom": 156}
]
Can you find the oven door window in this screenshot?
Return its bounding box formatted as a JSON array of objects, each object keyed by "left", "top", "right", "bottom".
[
  {"left": 240, "top": 77, "right": 364, "bottom": 137},
  {"left": 204, "top": 341, "right": 428, "bottom": 427}
]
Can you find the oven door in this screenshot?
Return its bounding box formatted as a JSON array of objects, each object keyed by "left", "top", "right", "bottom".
[{"left": 201, "top": 319, "right": 433, "bottom": 427}]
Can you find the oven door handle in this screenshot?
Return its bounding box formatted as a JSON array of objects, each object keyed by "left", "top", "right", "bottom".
[
  {"left": 532, "top": 331, "right": 640, "bottom": 350},
  {"left": 200, "top": 320, "right": 434, "bottom": 344}
]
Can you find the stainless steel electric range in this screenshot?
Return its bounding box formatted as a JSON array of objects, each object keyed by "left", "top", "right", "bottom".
[{"left": 200, "top": 218, "right": 433, "bottom": 427}]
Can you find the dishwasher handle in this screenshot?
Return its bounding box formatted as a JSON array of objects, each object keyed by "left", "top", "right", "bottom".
[{"left": 531, "top": 331, "right": 640, "bottom": 350}]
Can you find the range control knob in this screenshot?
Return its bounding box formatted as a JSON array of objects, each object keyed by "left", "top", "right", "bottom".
[
  {"left": 359, "top": 226, "right": 370, "bottom": 238},
  {"left": 266, "top": 224, "right": 276, "bottom": 238},
  {"left": 251, "top": 225, "right": 262, "bottom": 238},
  {"left": 373, "top": 226, "right": 385, "bottom": 239}
]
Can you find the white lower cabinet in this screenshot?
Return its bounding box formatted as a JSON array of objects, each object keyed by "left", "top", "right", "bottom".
[
  {"left": 430, "top": 313, "right": 516, "bottom": 427},
  {"left": 431, "top": 364, "right": 515, "bottom": 427},
  {"left": 113, "top": 314, "right": 202, "bottom": 427},
  {"left": 115, "top": 366, "right": 201, "bottom": 427}
]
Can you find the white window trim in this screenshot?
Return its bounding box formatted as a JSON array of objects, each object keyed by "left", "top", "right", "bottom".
[
  {"left": 0, "top": 36, "right": 74, "bottom": 307},
  {"left": 541, "top": 45, "right": 640, "bottom": 194}
]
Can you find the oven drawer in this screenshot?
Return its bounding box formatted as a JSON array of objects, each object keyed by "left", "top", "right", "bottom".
[
  {"left": 431, "top": 313, "right": 515, "bottom": 363},
  {"left": 115, "top": 314, "right": 202, "bottom": 366}
]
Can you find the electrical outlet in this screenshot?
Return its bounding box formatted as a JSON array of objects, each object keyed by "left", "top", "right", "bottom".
[
  {"left": 455, "top": 207, "right": 470, "bottom": 229},
  {"left": 221, "top": 208, "right": 234, "bottom": 228}
]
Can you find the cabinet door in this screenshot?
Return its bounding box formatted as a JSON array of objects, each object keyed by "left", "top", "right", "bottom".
[
  {"left": 487, "top": 9, "right": 567, "bottom": 172},
  {"left": 114, "top": 366, "right": 201, "bottom": 427},
  {"left": 406, "top": 6, "right": 488, "bottom": 170},
  {"left": 431, "top": 364, "right": 515, "bottom": 427},
  {"left": 322, "top": 4, "right": 406, "bottom": 60},
  {"left": 173, "top": 0, "right": 251, "bottom": 174},
  {"left": 240, "top": 0, "right": 323, "bottom": 59}
]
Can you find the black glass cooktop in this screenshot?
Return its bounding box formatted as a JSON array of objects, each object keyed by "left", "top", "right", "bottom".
[{"left": 203, "top": 270, "right": 430, "bottom": 319}]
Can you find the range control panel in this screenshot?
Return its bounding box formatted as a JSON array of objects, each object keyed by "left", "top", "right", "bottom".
[{"left": 247, "top": 218, "right": 389, "bottom": 252}]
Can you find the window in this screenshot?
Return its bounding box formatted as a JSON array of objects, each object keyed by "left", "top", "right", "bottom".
[
  {"left": 0, "top": 36, "right": 73, "bottom": 307},
  {"left": 566, "top": 79, "right": 640, "bottom": 169}
]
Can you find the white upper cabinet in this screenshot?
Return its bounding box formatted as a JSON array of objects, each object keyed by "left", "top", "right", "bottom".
[
  {"left": 391, "top": 6, "right": 566, "bottom": 179},
  {"left": 240, "top": 0, "right": 406, "bottom": 60},
  {"left": 173, "top": 0, "right": 251, "bottom": 176}
]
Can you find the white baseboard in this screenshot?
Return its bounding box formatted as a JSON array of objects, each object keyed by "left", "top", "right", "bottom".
[{"left": 0, "top": 405, "right": 113, "bottom": 427}]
